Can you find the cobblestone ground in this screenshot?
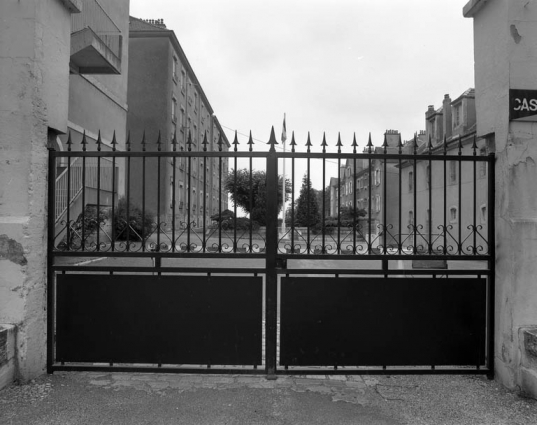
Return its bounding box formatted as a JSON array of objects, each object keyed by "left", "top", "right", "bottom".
[{"left": 1, "top": 372, "right": 536, "bottom": 425}]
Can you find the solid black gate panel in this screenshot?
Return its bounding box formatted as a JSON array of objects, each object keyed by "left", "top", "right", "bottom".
[
  {"left": 56, "top": 274, "right": 263, "bottom": 365},
  {"left": 280, "top": 277, "right": 486, "bottom": 367}
]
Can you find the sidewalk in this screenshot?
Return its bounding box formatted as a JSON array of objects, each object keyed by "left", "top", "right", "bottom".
[{"left": 1, "top": 372, "right": 535, "bottom": 425}]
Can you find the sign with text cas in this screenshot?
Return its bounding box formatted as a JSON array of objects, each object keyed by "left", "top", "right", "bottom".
[{"left": 510, "top": 89, "right": 537, "bottom": 121}]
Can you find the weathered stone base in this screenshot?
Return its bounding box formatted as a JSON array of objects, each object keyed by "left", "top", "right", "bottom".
[{"left": 518, "top": 327, "right": 537, "bottom": 399}]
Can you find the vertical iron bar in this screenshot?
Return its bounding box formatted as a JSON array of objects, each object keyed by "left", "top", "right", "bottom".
[
  {"left": 413, "top": 150, "right": 417, "bottom": 254},
  {"left": 353, "top": 144, "right": 357, "bottom": 254},
  {"left": 249, "top": 153, "right": 253, "bottom": 252},
  {"left": 428, "top": 156, "right": 432, "bottom": 254},
  {"left": 203, "top": 155, "right": 207, "bottom": 252},
  {"left": 487, "top": 152, "right": 495, "bottom": 379},
  {"left": 265, "top": 131, "right": 278, "bottom": 378},
  {"left": 398, "top": 145, "right": 402, "bottom": 255},
  {"left": 336, "top": 157, "right": 340, "bottom": 254},
  {"left": 157, "top": 150, "right": 161, "bottom": 253},
  {"left": 142, "top": 152, "right": 146, "bottom": 252},
  {"left": 111, "top": 155, "right": 116, "bottom": 252},
  {"left": 47, "top": 149, "right": 56, "bottom": 373},
  {"left": 66, "top": 156, "right": 71, "bottom": 249},
  {"left": 291, "top": 154, "right": 295, "bottom": 252},
  {"left": 126, "top": 153, "right": 131, "bottom": 250},
  {"left": 307, "top": 156, "right": 310, "bottom": 253},
  {"left": 81, "top": 155, "right": 86, "bottom": 251},
  {"left": 172, "top": 153, "right": 176, "bottom": 252},
  {"left": 187, "top": 155, "right": 192, "bottom": 252},
  {"left": 233, "top": 156, "right": 237, "bottom": 252},
  {"left": 218, "top": 154, "right": 222, "bottom": 252},
  {"left": 368, "top": 157, "right": 372, "bottom": 253},
  {"left": 473, "top": 145, "right": 477, "bottom": 255},
  {"left": 383, "top": 150, "right": 388, "bottom": 276},
  {"left": 443, "top": 142, "right": 447, "bottom": 255},
  {"left": 96, "top": 154, "right": 101, "bottom": 251},
  {"left": 322, "top": 156, "right": 326, "bottom": 254},
  {"left": 458, "top": 138, "right": 462, "bottom": 254}
]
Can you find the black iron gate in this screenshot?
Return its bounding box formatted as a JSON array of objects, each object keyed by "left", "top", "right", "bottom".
[{"left": 47, "top": 128, "right": 495, "bottom": 378}]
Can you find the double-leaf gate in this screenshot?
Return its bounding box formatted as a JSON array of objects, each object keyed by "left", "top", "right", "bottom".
[{"left": 47, "top": 127, "right": 495, "bottom": 378}]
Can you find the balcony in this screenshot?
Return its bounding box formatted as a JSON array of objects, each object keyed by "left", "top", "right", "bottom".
[{"left": 70, "top": 0, "right": 122, "bottom": 74}]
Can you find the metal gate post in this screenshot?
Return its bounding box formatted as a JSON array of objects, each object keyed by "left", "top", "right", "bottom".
[
  {"left": 265, "top": 128, "right": 279, "bottom": 378},
  {"left": 46, "top": 147, "right": 56, "bottom": 374}
]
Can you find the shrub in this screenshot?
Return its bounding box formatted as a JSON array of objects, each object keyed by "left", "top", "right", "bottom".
[{"left": 113, "top": 197, "right": 156, "bottom": 241}]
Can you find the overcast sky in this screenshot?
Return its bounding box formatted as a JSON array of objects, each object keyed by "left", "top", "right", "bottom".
[{"left": 130, "top": 0, "right": 474, "bottom": 150}]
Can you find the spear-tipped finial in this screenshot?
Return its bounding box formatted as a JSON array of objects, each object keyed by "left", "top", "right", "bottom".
[
  {"left": 81, "top": 130, "right": 88, "bottom": 151},
  {"left": 367, "top": 132, "right": 373, "bottom": 153},
  {"left": 187, "top": 130, "right": 193, "bottom": 151},
  {"left": 413, "top": 133, "right": 418, "bottom": 154},
  {"left": 66, "top": 130, "right": 73, "bottom": 152},
  {"left": 247, "top": 131, "right": 254, "bottom": 152},
  {"left": 111, "top": 131, "right": 117, "bottom": 152},
  {"left": 336, "top": 132, "right": 343, "bottom": 153},
  {"left": 306, "top": 132, "right": 312, "bottom": 153},
  {"left": 217, "top": 132, "right": 223, "bottom": 152},
  {"left": 96, "top": 130, "right": 102, "bottom": 151},
  {"left": 352, "top": 133, "right": 358, "bottom": 153},
  {"left": 141, "top": 130, "right": 146, "bottom": 151},
  {"left": 382, "top": 132, "right": 388, "bottom": 153},
  {"left": 232, "top": 130, "right": 239, "bottom": 152},
  {"left": 471, "top": 134, "right": 477, "bottom": 155},
  {"left": 126, "top": 131, "right": 131, "bottom": 151},
  {"left": 427, "top": 134, "right": 433, "bottom": 154},
  {"left": 290, "top": 131, "right": 296, "bottom": 153},
  {"left": 458, "top": 134, "right": 463, "bottom": 155},
  {"left": 267, "top": 126, "right": 278, "bottom": 152},
  {"left": 321, "top": 132, "right": 328, "bottom": 153},
  {"left": 397, "top": 133, "right": 403, "bottom": 154},
  {"left": 202, "top": 131, "right": 208, "bottom": 152},
  {"left": 171, "top": 129, "right": 177, "bottom": 151},
  {"left": 443, "top": 134, "right": 448, "bottom": 154},
  {"left": 156, "top": 130, "right": 162, "bottom": 152}
]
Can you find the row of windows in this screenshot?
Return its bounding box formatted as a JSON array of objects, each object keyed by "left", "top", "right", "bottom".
[{"left": 407, "top": 205, "right": 487, "bottom": 225}]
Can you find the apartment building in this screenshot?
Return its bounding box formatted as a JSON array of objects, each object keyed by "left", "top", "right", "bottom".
[
  {"left": 399, "top": 89, "right": 491, "bottom": 252},
  {"left": 127, "top": 17, "right": 230, "bottom": 227}
]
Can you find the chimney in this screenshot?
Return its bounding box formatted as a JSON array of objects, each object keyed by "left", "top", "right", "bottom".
[
  {"left": 442, "top": 94, "right": 452, "bottom": 140},
  {"left": 383, "top": 129, "right": 400, "bottom": 148}
]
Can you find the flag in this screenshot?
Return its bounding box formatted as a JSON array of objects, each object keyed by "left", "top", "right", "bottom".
[{"left": 281, "top": 114, "right": 287, "bottom": 143}]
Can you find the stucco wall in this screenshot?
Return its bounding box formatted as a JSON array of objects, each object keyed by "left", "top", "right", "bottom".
[
  {"left": 0, "top": 0, "right": 74, "bottom": 383},
  {"left": 466, "top": 0, "right": 537, "bottom": 394}
]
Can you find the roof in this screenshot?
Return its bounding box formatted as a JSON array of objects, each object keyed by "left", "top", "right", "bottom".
[
  {"left": 129, "top": 16, "right": 168, "bottom": 32},
  {"left": 452, "top": 88, "right": 475, "bottom": 105}
]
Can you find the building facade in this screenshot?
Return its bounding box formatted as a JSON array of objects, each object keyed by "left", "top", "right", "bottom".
[
  {"left": 127, "top": 17, "right": 229, "bottom": 228},
  {"left": 399, "top": 89, "right": 491, "bottom": 253}
]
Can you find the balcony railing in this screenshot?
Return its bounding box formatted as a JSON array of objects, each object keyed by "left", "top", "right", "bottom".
[{"left": 71, "top": 0, "right": 122, "bottom": 60}]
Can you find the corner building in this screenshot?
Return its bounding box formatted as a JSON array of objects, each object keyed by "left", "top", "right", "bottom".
[{"left": 127, "top": 17, "right": 230, "bottom": 228}]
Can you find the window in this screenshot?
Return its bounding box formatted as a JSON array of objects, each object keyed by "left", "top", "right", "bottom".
[
  {"left": 409, "top": 171, "right": 413, "bottom": 192},
  {"left": 172, "top": 56, "right": 178, "bottom": 82},
  {"left": 375, "top": 169, "right": 381, "bottom": 186},
  {"left": 171, "top": 96, "right": 177, "bottom": 122},
  {"left": 449, "top": 161, "right": 457, "bottom": 183},
  {"left": 180, "top": 69, "right": 186, "bottom": 91},
  {"left": 453, "top": 104, "right": 461, "bottom": 127},
  {"left": 180, "top": 107, "right": 185, "bottom": 130},
  {"left": 449, "top": 206, "right": 458, "bottom": 223},
  {"left": 408, "top": 210, "right": 414, "bottom": 227},
  {"left": 194, "top": 92, "right": 198, "bottom": 113},
  {"left": 375, "top": 195, "right": 381, "bottom": 212}
]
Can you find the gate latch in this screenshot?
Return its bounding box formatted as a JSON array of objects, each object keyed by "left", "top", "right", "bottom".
[{"left": 276, "top": 258, "right": 287, "bottom": 269}]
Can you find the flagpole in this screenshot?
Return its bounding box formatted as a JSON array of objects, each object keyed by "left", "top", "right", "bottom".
[{"left": 281, "top": 113, "right": 286, "bottom": 237}]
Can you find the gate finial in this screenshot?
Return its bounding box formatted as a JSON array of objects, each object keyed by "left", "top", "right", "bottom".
[
  {"left": 126, "top": 131, "right": 131, "bottom": 152},
  {"left": 141, "top": 130, "right": 146, "bottom": 152},
  {"left": 81, "top": 130, "right": 88, "bottom": 152},
  {"left": 202, "top": 131, "right": 208, "bottom": 152},
  {"left": 472, "top": 134, "right": 477, "bottom": 155},
  {"left": 232, "top": 130, "right": 239, "bottom": 152},
  {"left": 96, "top": 130, "right": 102, "bottom": 152},
  {"left": 217, "top": 132, "right": 223, "bottom": 152},
  {"left": 413, "top": 133, "right": 417, "bottom": 155},
  {"left": 443, "top": 134, "right": 448, "bottom": 155},
  {"left": 367, "top": 132, "right": 373, "bottom": 153},
  {"left": 267, "top": 126, "right": 278, "bottom": 152},
  {"left": 66, "top": 130, "right": 73, "bottom": 152},
  {"left": 290, "top": 131, "right": 296, "bottom": 153},
  {"left": 427, "top": 134, "right": 433, "bottom": 154},
  {"left": 397, "top": 132, "right": 403, "bottom": 154},
  {"left": 382, "top": 132, "right": 388, "bottom": 154},
  {"left": 111, "top": 131, "right": 118, "bottom": 152},
  {"left": 187, "top": 130, "right": 193, "bottom": 151},
  {"left": 247, "top": 131, "right": 254, "bottom": 152},
  {"left": 306, "top": 132, "right": 312, "bottom": 153},
  {"left": 321, "top": 132, "right": 328, "bottom": 153},
  {"left": 336, "top": 132, "right": 343, "bottom": 153},
  {"left": 458, "top": 134, "right": 463, "bottom": 155},
  {"left": 352, "top": 133, "right": 358, "bottom": 154}
]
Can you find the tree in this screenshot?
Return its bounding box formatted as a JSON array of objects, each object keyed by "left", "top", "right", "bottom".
[
  {"left": 224, "top": 169, "right": 291, "bottom": 226},
  {"left": 295, "top": 174, "right": 321, "bottom": 227},
  {"left": 337, "top": 205, "right": 367, "bottom": 224}
]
